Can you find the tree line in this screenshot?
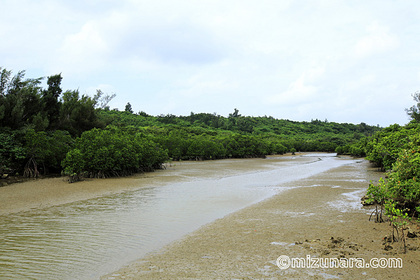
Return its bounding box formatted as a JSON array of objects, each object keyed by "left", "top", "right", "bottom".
[
  {"left": 1, "top": 67, "right": 381, "bottom": 182},
  {"left": 339, "top": 92, "right": 420, "bottom": 251}
]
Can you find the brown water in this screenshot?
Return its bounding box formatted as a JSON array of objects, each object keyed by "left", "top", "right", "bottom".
[{"left": 0, "top": 154, "right": 364, "bottom": 279}]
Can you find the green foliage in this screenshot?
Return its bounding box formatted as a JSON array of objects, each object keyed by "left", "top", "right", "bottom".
[
  {"left": 361, "top": 97, "right": 420, "bottom": 251},
  {"left": 23, "top": 129, "right": 73, "bottom": 177},
  {"left": 0, "top": 68, "right": 45, "bottom": 130},
  {"left": 336, "top": 137, "right": 369, "bottom": 157},
  {"left": 59, "top": 90, "right": 103, "bottom": 136},
  {"left": 365, "top": 123, "right": 420, "bottom": 170},
  {"left": 365, "top": 141, "right": 420, "bottom": 226},
  {"left": 0, "top": 66, "right": 384, "bottom": 181},
  {"left": 62, "top": 127, "right": 168, "bottom": 180},
  {"left": 384, "top": 201, "right": 411, "bottom": 252},
  {"left": 42, "top": 74, "right": 62, "bottom": 129},
  {"left": 406, "top": 91, "right": 420, "bottom": 122},
  {"left": 98, "top": 109, "right": 380, "bottom": 155},
  {"left": 365, "top": 144, "right": 419, "bottom": 252},
  {"left": 0, "top": 129, "right": 26, "bottom": 176},
  {"left": 0, "top": 67, "right": 103, "bottom": 177},
  {"left": 385, "top": 147, "right": 420, "bottom": 213},
  {"left": 124, "top": 102, "right": 133, "bottom": 114},
  {"left": 366, "top": 178, "right": 388, "bottom": 205},
  {"left": 365, "top": 178, "right": 388, "bottom": 222},
  {"left": 186, "top": 135, "right": 226, "bottom": 160},
  {"left": 386, "top": 202, "right": 410, "bottom": 227},
  {"left": 62, "top": 148, "right": 85, "bottom": 177}
]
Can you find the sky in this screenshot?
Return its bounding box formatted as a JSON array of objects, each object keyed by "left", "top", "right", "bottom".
[{"left": 1, "top": 0, "right": 419, "bottom": 127}]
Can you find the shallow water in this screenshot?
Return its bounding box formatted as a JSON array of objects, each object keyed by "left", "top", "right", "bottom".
[{"left": 0, "top": 154, "right": 361, "bottom": 279}]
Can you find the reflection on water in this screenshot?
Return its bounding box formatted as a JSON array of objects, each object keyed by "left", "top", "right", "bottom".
[{"left": 0, "top": 154, "right": 358, "bottom": 279}]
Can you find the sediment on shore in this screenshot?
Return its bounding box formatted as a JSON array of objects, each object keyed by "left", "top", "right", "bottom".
[{"left": 102, "top": 161, "right": 420, "bottom": 280}]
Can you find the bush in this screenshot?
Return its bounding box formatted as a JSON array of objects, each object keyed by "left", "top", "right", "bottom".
[
  {"left": 62, "top": 127, "right": 168, "bottom": 180},
  {"left": 365, "top": 123, "right": 420, "bottom": 170},
  {"left": 366, "top": 144, "right": 420, "bottom": 219}
]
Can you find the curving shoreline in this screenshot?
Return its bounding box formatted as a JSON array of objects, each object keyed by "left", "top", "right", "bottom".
[
  {"left": 0, "top": 176, "right": 160, "bottom": 215},
  {"left": 0, "top": 153, "right": 308, "bottom": 216},
  {"left": 101, "top": 159, "right": 420, "bottom": 280},
  {"left": 1, "top": 155, "right": 419, "bottom": 279}
]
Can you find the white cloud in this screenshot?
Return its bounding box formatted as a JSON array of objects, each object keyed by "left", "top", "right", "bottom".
[
  {"left": 1, "top": 0, "right": 419, "bottom": 126},
  {"left": 342, "top": 74, "right": 377, "bottom": 92},
  {"left": 56, "top": 21, "right": 109, "bottom": 73},
  {"left": 353, "top": 21, "right": 399, "bottom": 58},
  {"left": 266, "top": 66, "right": 325, "bottom": 105}
]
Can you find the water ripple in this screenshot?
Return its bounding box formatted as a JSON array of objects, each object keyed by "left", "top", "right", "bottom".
[{"left": 0, "top": 154, "right": 356, "bottom": 279}]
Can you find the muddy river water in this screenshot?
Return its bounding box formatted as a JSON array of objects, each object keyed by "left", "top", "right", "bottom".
[{"left": 0, "top": 153, "right": 365, "bottom": 279}]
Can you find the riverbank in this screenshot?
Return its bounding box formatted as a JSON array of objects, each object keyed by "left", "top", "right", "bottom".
[
  {"left": 1, "top": 155, "right": 419, "bottom": 279},
  {"left": 0, "top": 154, "right": 305, "bottom": 215},
  {"left": 102, "top": 160, "right": 420, "bottom": 279},
  {"left": 0, "top": 175, "right": 157, "bottom": 215}
]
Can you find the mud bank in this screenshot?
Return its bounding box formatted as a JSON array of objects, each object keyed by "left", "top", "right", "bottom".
[
  {"left": 3, "top": 154, "right": 339, "bottom": 279},
  {"left": 102, "top": 161, "right": 420, "bottom": 280},
  {"left": 0, "top": 153, "right": 321, "bottom": 216},
  {"left": 2, "top": 155, "right": 418, "bottom": 279}
]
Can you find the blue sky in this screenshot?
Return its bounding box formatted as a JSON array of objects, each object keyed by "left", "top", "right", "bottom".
[{"left": 1, "top": 0, "right": 419, "bottom": 126}]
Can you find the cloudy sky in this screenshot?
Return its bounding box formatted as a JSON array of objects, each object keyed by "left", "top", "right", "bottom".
[{"left": 1, "top": 0, "right": 419, "bottom": 126}]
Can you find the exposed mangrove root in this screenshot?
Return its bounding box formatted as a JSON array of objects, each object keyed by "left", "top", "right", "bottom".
[
  {"left": 369, "top": 203, "right": 384, "bottom": 223},
  {"left": 23, "top": 157, "right": 40, "bottom": 178}
]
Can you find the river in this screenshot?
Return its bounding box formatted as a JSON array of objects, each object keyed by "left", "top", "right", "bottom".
[{"left": 0, "top": 153, "right": 363, "bottom": 279}]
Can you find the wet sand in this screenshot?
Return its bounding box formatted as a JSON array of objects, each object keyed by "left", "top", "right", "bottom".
[
  {"left": 1, "top": 156, "right": 419, "bottom": 279},
  {"left": 0, "top": 155, "right": 308, "bottom": 216},
  {"left": 101, "top": 161, "right": 420, "bottom": 280},
  {"left": 0, "top": 176, "right": 150, "bottom": 215},
  {"left": 2, "top": 154, "right": 327, "bottom": 280}
]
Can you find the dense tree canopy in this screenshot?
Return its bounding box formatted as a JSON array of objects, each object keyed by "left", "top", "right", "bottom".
[
  {"left": 341, "top": 95, "right": 420, "bottom": 223},
  {"left": 62, "top": 127, "right": 167, "bottom": 181},
  {"left": 2, "top": 66, "right": 417, "bottom": 252},
  {"left": 0, "top": 67, "right": 382, "bottom": 181}
]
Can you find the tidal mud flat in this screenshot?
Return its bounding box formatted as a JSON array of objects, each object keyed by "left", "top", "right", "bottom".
[
  {"left": 1, "top": 153, "right": 338, "bottom": 279},
  {"left": 0, "top": 155, "right": 296, "bottom": 215},
  {"left": 1, "top": 154, "right": 419, "bottom": 279},
  {"left": 102, "top": 158, "right": 420, "bottom": 280}
]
